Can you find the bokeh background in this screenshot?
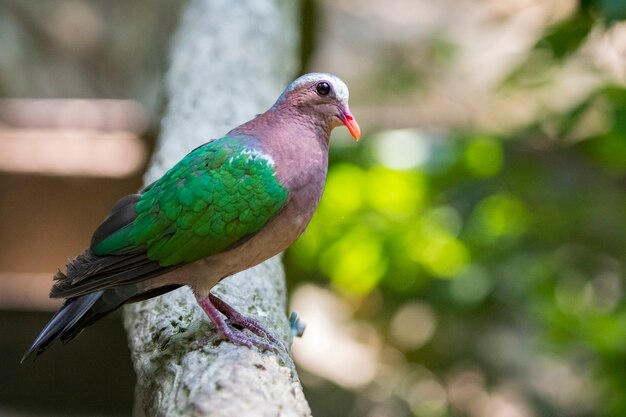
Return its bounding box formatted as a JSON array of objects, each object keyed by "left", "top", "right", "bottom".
[{"left": 1, "top": 1, "right": 626, "bottom": 416}]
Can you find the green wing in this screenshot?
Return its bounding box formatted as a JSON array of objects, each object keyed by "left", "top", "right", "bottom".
[{"left": 92, "top": 135, "right": 288, "bottom": 266}]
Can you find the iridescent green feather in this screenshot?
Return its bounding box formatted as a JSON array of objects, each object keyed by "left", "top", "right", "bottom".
[{"left": 92, "top": 136, "right": 288, "bottom": 266}]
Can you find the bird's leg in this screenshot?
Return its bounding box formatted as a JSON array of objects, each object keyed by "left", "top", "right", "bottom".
[
  {"left": 208, "top": 292, "right": 284, "bottom": 348},
  {"left": 194, "top": 293, "right": 277, "bottom": 352}
]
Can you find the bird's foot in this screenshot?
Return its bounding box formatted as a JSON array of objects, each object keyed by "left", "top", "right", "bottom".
[
  {"left": 195, "top": 324, "right": 277, "bottom": 352},
  {"left": 195, "top": 293, "right": 282, "bottom": 352},
  {"left": 209, "top": 293, "right": 285, "bottom": 348}
]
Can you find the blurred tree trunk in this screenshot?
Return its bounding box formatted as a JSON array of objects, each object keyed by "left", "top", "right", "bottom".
[{"left": 123, "top": 0, "right": 311, "bottom": 416}]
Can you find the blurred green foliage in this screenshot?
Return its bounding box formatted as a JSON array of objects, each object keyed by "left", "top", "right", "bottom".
[
  {"left": 286, "top": 2, "right": 626, "bottom": 416},
  {"left": 537, "top": 0, "right": 626, "bottom": 61}
]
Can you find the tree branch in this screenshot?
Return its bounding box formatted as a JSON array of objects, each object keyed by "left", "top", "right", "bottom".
[{"left": 123, "top": 0, "right": 311, "bottom": 415}]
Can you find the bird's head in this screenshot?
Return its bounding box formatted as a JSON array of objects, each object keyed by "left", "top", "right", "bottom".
[{"left": 274, "top": 73, "right": 361, "bottom": 141}]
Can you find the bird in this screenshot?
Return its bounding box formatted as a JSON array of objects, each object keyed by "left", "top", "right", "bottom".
[{"left": 22, "top": 72, "right": 360, "bottom": 361}]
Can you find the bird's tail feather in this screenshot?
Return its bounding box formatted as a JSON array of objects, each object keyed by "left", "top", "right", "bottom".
[
  {"left": 21, "top": 283, "right": 182, "bottom": 363},
  {"left": 21, "top": 291, "right": 104, "bottom": 362}
]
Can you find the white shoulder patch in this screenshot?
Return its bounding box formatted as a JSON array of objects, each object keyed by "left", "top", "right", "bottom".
[{"left": 228, "top": 148, "right": 275, "bottom": 167}]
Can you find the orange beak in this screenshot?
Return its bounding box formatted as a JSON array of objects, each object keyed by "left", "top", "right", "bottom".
[{"left": 338, "top": 105, "right": 361, "bottom": 141}]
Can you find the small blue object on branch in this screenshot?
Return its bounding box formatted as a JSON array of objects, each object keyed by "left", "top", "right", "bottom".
[{"left": 289, "top": 312, "right": 306, "bottom": 338}]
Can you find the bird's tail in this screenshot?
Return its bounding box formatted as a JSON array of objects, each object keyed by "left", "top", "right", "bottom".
[
  {"left": 21, "top": 283, "right": 182, "bottom": 362},
  {"left": 21, "top": 291, "right": 105, "bottom": 362}
]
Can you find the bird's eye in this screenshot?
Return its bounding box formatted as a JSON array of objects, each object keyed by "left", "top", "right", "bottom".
[{"left": 316, "top": 81, "right": 331, "bottom": 96}]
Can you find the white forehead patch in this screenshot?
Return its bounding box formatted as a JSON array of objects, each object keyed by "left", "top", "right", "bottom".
[{"left": 279, "top": 72, "right": 350, "bottom": 105}]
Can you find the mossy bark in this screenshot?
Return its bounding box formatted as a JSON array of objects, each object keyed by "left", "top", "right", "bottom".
[{"left": 123, "top": 0, "right": 310, "bottom": 415}]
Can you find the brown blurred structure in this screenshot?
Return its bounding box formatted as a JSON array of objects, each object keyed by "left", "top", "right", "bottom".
[{"left": 0, "top": 1, "right": 181, "bottom": 415}]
